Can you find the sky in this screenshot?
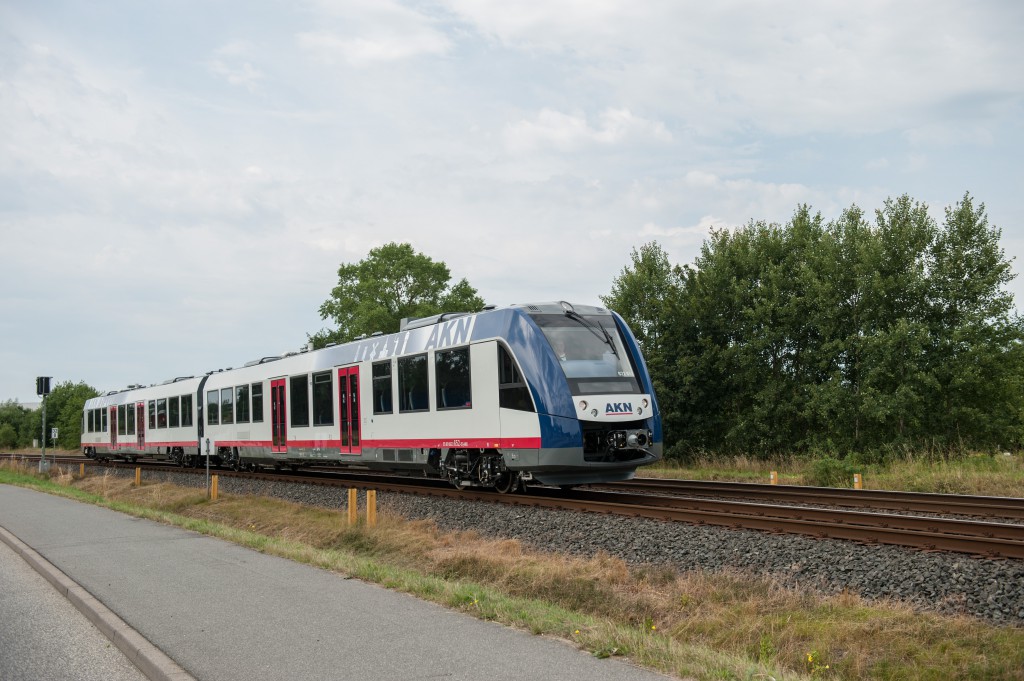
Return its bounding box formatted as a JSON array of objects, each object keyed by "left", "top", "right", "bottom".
[{"left": 2, "top": 0, "right": 1023, "bottom": 404}]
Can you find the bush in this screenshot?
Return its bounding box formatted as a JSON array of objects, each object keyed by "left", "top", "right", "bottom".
[
  {"left": 807, "top": 456, "right": 856, "bottom": 488},
  {"left": 0, "top": 423, "right": 16, "bottom": 449}
]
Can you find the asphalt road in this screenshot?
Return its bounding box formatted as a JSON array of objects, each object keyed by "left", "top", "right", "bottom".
[{"left": 0, "top": 539, "right": 147, "bottom": 681}]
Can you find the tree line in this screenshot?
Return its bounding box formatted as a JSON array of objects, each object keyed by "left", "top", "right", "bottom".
[
  {"left": 603, "top": 193, "right": 1023, "bottom": 461},
  {"left": 0, "top": 382, "right": 98, "bottom": 450}
]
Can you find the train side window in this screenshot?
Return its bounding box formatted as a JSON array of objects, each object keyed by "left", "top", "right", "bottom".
[
  {"left": 148, "top": 401, "right": 156, "bottom": 429},
  {"left": 102, "top": 409, "right": 108, "bottom": 432},
  {"left": 156, "top": 398, "right": 167, "bottom": 428},
  {"left": 220, "top": 388, "right": 234, "bottom": 425},
  {"left": 169, "top": 396, "right": 180, "bottom": 428},
  {"left": 251, "top": 383, "right": 263, "bottom": 423},
  {"left": 498, "top": 345, "right": 534, "bottom": 412},
  {"left": 312, "top": 371, "right": 333, "bottom": 426},
  {"left": 181, "top": 395, "right": 193, "bottom": 427},
  {"left": 290, "top": 374, "right": 309, "bottom": 427},
  {"left": 436, "top": 347, "right": 472, "bottom": 410},
  {"left": 126, "top": 405, "right": 135, "bottom": 435},
  {"left": 236, "top": 385, "right": 250, "bottom": 423},
  {"left": 398, "top": 354, "right": 428, "bottom": 412},
  {"left": 372, "top": 361, "right": 392, "bottom": 414},
  {"left": 117, "top": 405, "right": 125, "bottom": 435},
  {"left": 207, "top": 390, "right": 219, "bottom": 426}
]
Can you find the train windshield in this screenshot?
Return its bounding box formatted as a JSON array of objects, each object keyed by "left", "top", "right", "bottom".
[{"left": 531, "top": 314, "right": 641, "bottom": 395}]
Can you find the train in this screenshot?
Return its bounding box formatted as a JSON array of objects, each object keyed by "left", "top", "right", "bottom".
[{"left": 81, "top": 301, "right": 662, "bottom": 492}]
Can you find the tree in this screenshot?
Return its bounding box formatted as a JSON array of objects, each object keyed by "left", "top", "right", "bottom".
[
  {"left": 0, "top": 399, "right": 35, "bottom": 449},
  {"left": 42, "top": 381, "right": 99, "bottom": 450},
  {"left": 601, "top": 242, "right": 683, "bottom": 357},
  {"left": 311, "top": 243, "right": 486, "bottom": 347},
  {"left": 924, "top": 193, "right": 1023, "bottom": 449}
]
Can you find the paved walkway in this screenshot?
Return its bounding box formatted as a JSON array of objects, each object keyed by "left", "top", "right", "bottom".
[
  {"left": 0, "top": 538, "right": 147, "bottom": 681},
  {"left": 0, "top": 485, "right": 670, "bottom": 680}
]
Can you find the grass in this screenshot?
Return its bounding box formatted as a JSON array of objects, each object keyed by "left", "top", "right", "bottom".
[
  {"left": 645, "top": 451, "right": 1024, "bottom": 497},
  {"left": 3, "top": 461, "right": 1024, "bottom": 679}
]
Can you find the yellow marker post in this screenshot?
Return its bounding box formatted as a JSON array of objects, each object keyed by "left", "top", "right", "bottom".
[
  {"left": 348, "top": 488, "right": 358, "bottom": 525},
  {"left": 135, "top": 467, "right": 141, "bottom": 487},
  {"left": 80, "top": 463, "right": 85, "bottom": 478},
  {"left": 853, "top": 473, "right": 863, "bottom": 490},
  {"left": 769, "top": 470, "right": 778, "bottom": 485},
  {"left": 211, "top": 474, "right": 219, "bottom": 500},
  {"left": 367, "top": 490, "right": 377, "bottom": 527}
]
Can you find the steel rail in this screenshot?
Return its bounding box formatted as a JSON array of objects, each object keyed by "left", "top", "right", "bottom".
[{"left": 603, "top": 478, "right": 1024, "bottom": 520}]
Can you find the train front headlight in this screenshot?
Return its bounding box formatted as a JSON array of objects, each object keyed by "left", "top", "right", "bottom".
[{"left": 579, "top": 400, "right": 588, "bottom": 411}]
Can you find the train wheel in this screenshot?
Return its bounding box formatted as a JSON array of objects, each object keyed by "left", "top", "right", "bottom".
[{"left": 494, "top": 471, "right": 522, "bottom": 494}]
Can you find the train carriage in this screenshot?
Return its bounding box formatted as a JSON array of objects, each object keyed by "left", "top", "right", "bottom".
[{"left": 83, "top": 302, "right": 662, "bottom": 490}]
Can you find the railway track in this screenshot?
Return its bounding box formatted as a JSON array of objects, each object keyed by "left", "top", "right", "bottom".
[
  {"left": 600, "top": 478, "right": 1024, "bottom": 521},
  {"left": 5, "top": 454, "right": 1024, "bottom": 559}
]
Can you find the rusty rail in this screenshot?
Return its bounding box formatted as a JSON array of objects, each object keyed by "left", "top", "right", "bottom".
[{"left": 599, "top": 478, "right": 1024, "bottom": 520}]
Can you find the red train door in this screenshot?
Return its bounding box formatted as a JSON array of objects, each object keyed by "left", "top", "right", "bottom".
[
  {"left": 136, "top": 403, "right": 145, "bottom": 450},
  {"left": 109, "top": 407, "right": 117, "bottom": 449},
  {"left": 271, "top": 379, "right": 287, "bottom": 453},
  {"left": 338, "top": 366, "right": 361, "bottom": 455}
]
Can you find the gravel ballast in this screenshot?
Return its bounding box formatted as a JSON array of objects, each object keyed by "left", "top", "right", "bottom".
[{"left": 94, "top": 466, "right": 1024, "bottom": 626}]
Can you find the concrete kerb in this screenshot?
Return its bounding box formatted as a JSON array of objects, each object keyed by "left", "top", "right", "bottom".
[{"left": 0, "top": 523, "right": 195, "bottom": 681}]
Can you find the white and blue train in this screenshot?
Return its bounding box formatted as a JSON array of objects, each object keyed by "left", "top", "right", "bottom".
[{"left": 81, "top": 302, "right": 662, "bottom": 491}]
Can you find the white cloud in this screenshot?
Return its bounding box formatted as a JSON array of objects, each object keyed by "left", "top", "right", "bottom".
[
  {"left": 503, "top": 108, "right": 671, "bottom": 154},
  {"left": 208, "top": 42, "right": 264, "bottom": 91},
  {"left": 297, "top": 0, "right": 451, "bottom": 65}
]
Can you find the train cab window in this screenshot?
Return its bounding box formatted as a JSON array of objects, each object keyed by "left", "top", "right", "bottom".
[
  {"left": 87, "top": 410, "right": 94, "bottom": 433},
  {"left": 436, "top": 347, "right": 472, "bottom": 410},
  {"left": 372, "top": 361, "right": 393, "bottom": 414},
  {"left": 398, "top": 354, "right": 428, "bottom": 412},
  {"left": 126, "top": 405, "right": 136, "bottom": 435},
  {"left": 236, "top": 385, "right": 250, "bottom": 423},
  {"left": 290, "top": 374, "right": 309, "bottom": 427},
  {"left": 312, "top": 372, "right": 333, "bottom": 426},
  {"left": 220, "top": 388, "right": 234, "bottom": 425},
  {"left": 251, "top": 383, "right": 263, "bottom": 423},
  {"left": 498, "top": 345, "right": 534, "bottom": 412},
  {"left": 148, "top": 401, "right": 156, "bottom": 429},
  {"left": 207, "top": 390, "right": 220, "bottom": 426},
  {"left": 157, "top": 398, "right": 167, "bottom": 428},
  {"left": 181, "top": 395, "right": 193, "bottom": 427},
  {"left": 169, "top": 396, "right": 180, "bottom": 428}
]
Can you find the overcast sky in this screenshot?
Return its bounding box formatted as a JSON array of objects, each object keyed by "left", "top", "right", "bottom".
[{"left": 2, "top": 1, "right": 1023, "bottom": 404}]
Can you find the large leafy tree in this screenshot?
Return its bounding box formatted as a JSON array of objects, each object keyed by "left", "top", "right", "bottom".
[{"left": 311, "top": 242, "right": 486, "bottom": 347}]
